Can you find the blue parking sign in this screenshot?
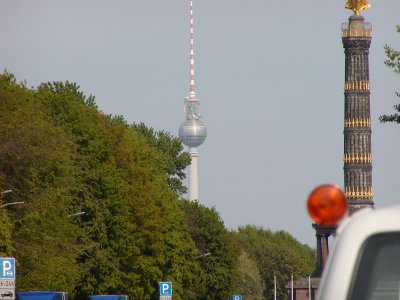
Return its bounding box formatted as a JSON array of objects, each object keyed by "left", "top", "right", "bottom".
[
  {"left": 0, "top": 257, "right": 15, "bottom": 279},
  {"left": 232, "top": 295, "right": 242, "bottom": 300},
  {"left": 159, "top": 282, "right": 172, "bottom": 296}
]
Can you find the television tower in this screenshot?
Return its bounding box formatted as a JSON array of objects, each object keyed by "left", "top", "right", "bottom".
[{"left": 179, "top": 0, "right": 207, "bottom": 201}]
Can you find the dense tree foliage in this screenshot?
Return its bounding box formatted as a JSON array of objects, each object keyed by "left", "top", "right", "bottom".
[
  {"left": 179, "top": 200, "right": 237, "bottom": 299},
  {"left": 0, "top": 71, "right": 315, "bottom": 299},
  {"left": 235, "top": 250, "right": 264, "bottom": 299},
  {"left": 0, "top": 74, "right": 82, "bottom": 293},
  {"left": 131, "top": 123, "right": 191, "bottom": 196},
  {"left": 232, "top": 225, "right": 315, "bottom": 299},
  {"left": 380, "top": 25, "right": 400, "bottom": 124},
  {"left": 0, "top": 73, "right": 200, "bottom": 299}
]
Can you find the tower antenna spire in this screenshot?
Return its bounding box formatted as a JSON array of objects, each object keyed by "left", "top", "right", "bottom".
[{"left": 189, "top": 0, "right": 196, "bottom": 100}]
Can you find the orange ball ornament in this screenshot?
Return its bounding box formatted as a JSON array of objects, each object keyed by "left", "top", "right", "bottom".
[{"left": 307, "top": 185, "right": 348, "bottom": 226}]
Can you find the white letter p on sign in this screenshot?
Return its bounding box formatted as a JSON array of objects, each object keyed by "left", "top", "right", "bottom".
[
  {"left": 3, "top": 261, "right": 12, "bottom": 277},
  {"left": 162, "top": 283, "right": 169, "bottom": 293}
]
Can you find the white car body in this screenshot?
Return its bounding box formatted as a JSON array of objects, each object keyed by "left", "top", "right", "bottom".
[{"left": 317, "top": 205, "right": 400, "bottom": 300}]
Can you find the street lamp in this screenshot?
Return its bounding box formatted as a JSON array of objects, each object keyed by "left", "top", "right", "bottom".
[
  {"left": 68, "top": 211, "right": 85, "bottom": 217},
  {"left": 1, "top": 190, "right": 24, "bottom": 208},
  {"left": 0, "top": 202, "right": 24, "bottom": 208},
  {"left": 198, "top": 252, "right": 211, "bottom": 259}
]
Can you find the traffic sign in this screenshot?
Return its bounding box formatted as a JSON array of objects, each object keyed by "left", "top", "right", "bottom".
[
  {"left": 159, "top": 282, "right": 172, "bottom": 296},
  {"left": 0, "top": 258, "right": 15, "bottom": 279},
  {"left": 0, "top": 280, "right": 14, "bottom": 289},
  {"left": 0, "top": 290, "right": 14, "bottom": 300},
  {"left": 159, "top": 297, "right": 171, "bottom": 300},
  {"left": 232, "top": 295, "right": 242, "bottom": 300},
  {"left": 0, "top": 258, "right": 15, "bottom": 300}
]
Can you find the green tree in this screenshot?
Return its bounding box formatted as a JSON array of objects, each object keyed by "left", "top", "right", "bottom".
[
  {"left": 179, "top": 200, "right": 237, "bottom": 300},
  {"left": 131, "top": 123, "right": 191, "bottom": 196},
  {"left": 0, "top": 73, "right": 82, "bottom": 295},
  {"left": 379, "top": 25, "right": 400, "bottom": 123},
  {"left": 1, "top": 71, "right": 317, "bottom": 300},
  {"left": 236, "top": 250, "right": 264, "bottom": 300},
  {"left": 37, "top": 81, "right": 200, "bottom": 300},
  {"left": 233, "top": 225, "right": 315, "bottom": 299},
  {"left": 0, "top": 202, "right": 14, "bottom": 256},
  {"left": 0, "top": 74, "right": 202, "bottom": 300}
]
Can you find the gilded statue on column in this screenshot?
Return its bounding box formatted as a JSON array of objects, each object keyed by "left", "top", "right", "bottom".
[{"left": 345, "top": 0, "right": 371, "bottom": 15}]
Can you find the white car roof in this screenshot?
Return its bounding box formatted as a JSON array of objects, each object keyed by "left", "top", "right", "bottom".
[{"left": 317, "top": 204, "right": 400, "bottom": 300}]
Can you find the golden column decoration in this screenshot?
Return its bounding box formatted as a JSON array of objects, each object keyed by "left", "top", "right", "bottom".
[{"left": 345, "top": 0, "right": 371, "bottom": 15}]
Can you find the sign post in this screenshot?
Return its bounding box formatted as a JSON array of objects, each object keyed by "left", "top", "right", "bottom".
[
  {"left": 159, "top": 281, "right": 172, "bottom": 300},
  {"left": 0, "top": 258, "right": 15, "bottom": 300}
]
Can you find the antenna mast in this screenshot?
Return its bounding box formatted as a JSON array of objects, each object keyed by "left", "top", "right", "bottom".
[
  {"left": 189, "top": 0, "right": 196, "bottom": 100},
  {"left": 184, "top": 0, "right": 201, "bottom": 120}
]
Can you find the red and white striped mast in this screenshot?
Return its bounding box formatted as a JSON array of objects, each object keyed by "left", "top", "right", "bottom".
[{"left": 188, "top": 0, "right": 197, "bottom": 101}]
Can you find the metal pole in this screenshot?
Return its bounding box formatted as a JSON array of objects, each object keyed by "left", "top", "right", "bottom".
[
  {"left": 274, "top": 275, "right": 276, "bottom": 300},
  {"left": 291, "top": 275, "right": 294, "bottom": 300},
  {"left": 309, "top": 276, "right": 311, "bottom": 300}
]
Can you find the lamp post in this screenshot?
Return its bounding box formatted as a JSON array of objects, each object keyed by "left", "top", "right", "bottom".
[
  {"left": 1, "top": 190, "right": 24, "bottom": 208},
  {"left": 1, "top": 202, "right": 24, "bottom": 208},
  {"left": 198, "top": 252, "right": 211, "bottom": 259},
  {"left": 68, "top": 211, "right": 85, "bottom": 217}
]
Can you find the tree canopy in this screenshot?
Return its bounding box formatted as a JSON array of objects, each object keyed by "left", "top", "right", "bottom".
[
  {"left": 0, "top": 71, "right": 315, "bottom": 299},
  {"left": 232, "top": 225, "right": 315, "bottom": 299},
  {"left": 379, "top": 25, "right": 400, "bottom": 124}
]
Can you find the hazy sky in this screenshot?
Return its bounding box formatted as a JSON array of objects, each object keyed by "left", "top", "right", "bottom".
[{"left": 1, "top": 1, "right": 399, "bottom": 246}]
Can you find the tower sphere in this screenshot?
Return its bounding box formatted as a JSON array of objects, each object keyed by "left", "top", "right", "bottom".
[{"left": 179, "top": 118, "right": 207, "bottom": 148}]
